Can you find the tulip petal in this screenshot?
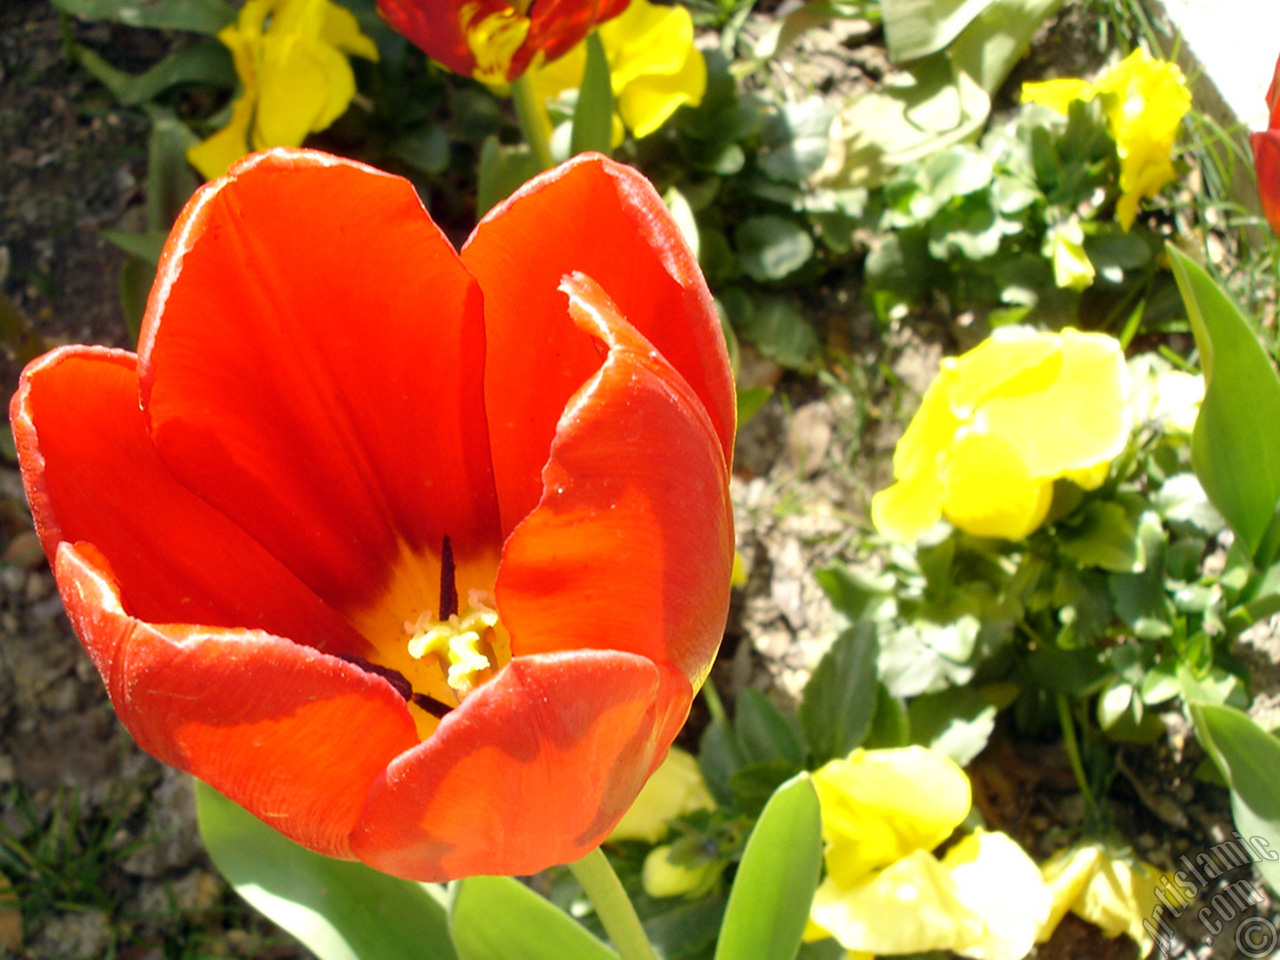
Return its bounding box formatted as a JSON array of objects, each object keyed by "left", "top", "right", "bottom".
[
  {"left": 138, "top": 149, "right": 501, "bottom": 617},
  {"left": 525, "top": 0, "right": 630, "bottom": 72},
  {"left": 462, "top": 154, "right": 734, "bottom": 533},
  {"left": 351, "top": 649, "right": 691, "bottom": 880},
  {"left": 10, "top": 346, "right": 367, "bottom": 650},
  {"left": 53, "top": 541, "right": 417, "bottom": 858},
  {"left": 496, "top": 273, "right": 732, "bottom": 684},
  {"left": 1253, "top": 130, "right": 1280, "bottom": 238}
]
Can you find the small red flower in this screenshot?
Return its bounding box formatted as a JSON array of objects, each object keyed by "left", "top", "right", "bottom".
[
  {"left": 1252, "top": 50, "right": 1280, "bottom": 236},
  {"left": 377, "top": 0, "right": 629, "bottom": 84},
  {"left": 11, "top": 149, "right": 735, "bottom": 881}
]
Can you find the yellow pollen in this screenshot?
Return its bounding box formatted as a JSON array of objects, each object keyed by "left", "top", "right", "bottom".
[{"left": 405, "top": 589, "right": 500, "bottom": 699}]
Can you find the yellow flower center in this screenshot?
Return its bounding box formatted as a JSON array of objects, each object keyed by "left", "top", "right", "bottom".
[{"left": 405, "top": 590, "right": 500, "bottom": 699}]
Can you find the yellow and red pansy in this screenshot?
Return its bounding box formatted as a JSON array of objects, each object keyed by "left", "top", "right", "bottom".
[
  {"left": 376, "top": 0, "right": 630, "bottom": 84},
  {"left": 11, "top": 149, "right": 735, "bottom": 881}
]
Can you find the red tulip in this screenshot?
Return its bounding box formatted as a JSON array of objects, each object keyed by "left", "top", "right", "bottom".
[
  {"left": 377, "top": 0, "right": 629, "bottom": 84},
  {"left": 1253, "top": 50, "right": 1280, "bottom": 237},
  {"left": 11, "top": 149, "right": 735, "bottom": 881}
]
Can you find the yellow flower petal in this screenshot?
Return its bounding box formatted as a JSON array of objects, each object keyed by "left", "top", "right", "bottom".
[
  {"left": 944, "top": 830, "right": 1051, "bottom": 960},
  {"left": 974, "top": 329, "right": 1129, "bottom": 479},
  {"left": 874, "top": 328, "right": 1129, "bottom": 542},
  {"left": 941, "top": 429, "right": 1053, "bottom": 540},
  {"left": 187, "top": 0, "right": 377, "bottom": 179},
  {"left": 871, "top": 470, "right": 946, "bottom": 543},
  {"left": 523, "top": 0, "right": 704, "bottom": 141},
  {"left": 812, "top": 747, "right": 971, "bottom": 887},
  {"left": 1020, "top": 77, "right": 1095, "bottom": 114},
  {"left": 641, "top": 844, "right": 721, "bottom": 898},
  {"left": 1036, "top": 843, "right": 1172, "bottom": 957},
  {"left": 810, "top": 850, "right": 982, "bottom": 955},
  {"left": 186, "top": 91, "right": 257, "bottom": 180},
  {"left": 608, "top": 747, "right": 714, "bottom": 844},
  {"left": 1047, "top": 218, "right": 1096, "bottom": 291}
]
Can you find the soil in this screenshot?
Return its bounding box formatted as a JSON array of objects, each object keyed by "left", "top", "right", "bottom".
[{"left": 3, "top": 0, "right": 1280, "bottom": 958}]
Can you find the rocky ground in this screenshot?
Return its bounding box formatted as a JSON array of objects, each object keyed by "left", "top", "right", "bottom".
[{"left": 3, "top": 0, "right": 1280, "bottom": 958}]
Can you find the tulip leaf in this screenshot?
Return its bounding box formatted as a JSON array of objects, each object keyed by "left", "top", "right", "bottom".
[
  {"left": 1169, "top": 245, "right": 1280, "bottom": 569},
  {"left": 714, "top": 773, "right": 822, "bottom": 960},
  {"left": 195, "top": 782, "right": 457, "bottom": 960},
  {"left": 1189, "top": 703, "right": 1280, "bottom": 894},
  {"left": 451, "top": 875, "right": 616, "bottom": 960},
  {"left": 571, "top": 31, "right": 615, "bottom": 158}
]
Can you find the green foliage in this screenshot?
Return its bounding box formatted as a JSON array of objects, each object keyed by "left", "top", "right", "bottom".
[
  {"left": 713, "top": 775, "right": 821, "bottom": 960},
  {"left": 1171, "top": 246, "right": 1280, "bottom": 569},
  {"left": 196, "top": 782, "right": 457, "bottom": 960},
  {"left": 453, "top": 876, "right": 616, "bottom": 960},
  {"left": 863, "top": 97, "right": 1167, "bottom": 329}
]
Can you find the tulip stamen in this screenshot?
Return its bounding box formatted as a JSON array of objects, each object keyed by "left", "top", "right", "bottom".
[{"left": 405, "top": 591, "right": 500, "bottom": 699}]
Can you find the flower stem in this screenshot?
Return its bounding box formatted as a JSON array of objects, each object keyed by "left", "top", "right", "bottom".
[
  {"left": 1056, "top": 693, "right": 1098, "bottom": 812},
  {"left": 567, "top": 848, "right": 659, "bottom": 960},
  {"left": 510, "top": 73, "right": 554, "bottom": 172}
]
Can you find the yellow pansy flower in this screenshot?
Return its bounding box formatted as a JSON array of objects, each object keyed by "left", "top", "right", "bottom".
[
  {"left": 872, "top": 328, "right": 1130, "bottom": 543},
  {"left": 1036, "top": 843, "right": 1176, "bottom": 956},
  {"left": 808, "top": 748, "right": 1051, "bottom": 960},
  {"left": 1022, "top": 48, "right": 1191, "bottom": 230},
  {"left": 188, "top": 0, "right": 378, "bottom": 180},
  {"left": 608, "top": 746, "right": 715, "bottom": 844},
  {"left": 525, "top": 0, "right": 706, "bottom": 145}
]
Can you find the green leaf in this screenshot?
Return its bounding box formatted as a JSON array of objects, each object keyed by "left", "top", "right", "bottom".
[
  {"left": 758, "top": 100, "right": 834, "bottom": 183},
  {"left": 735, "top": 689, "right": 805, "bottom": 767},
  {"left": 881, "top": 0, "right": 996, "bottom": 61},
  {"left": 906, "top": 686, "right": 997, "bottom": 765},
  {"left": 477, "top": 137, "right": 538, "bottom": 216},
  {"left": 1189, "top": 703, "right": 1280, "bottom": 894},
  {"left": 1057, "top": 501, "right": 1143, "bottom": 572},
  {"left": 732, "top": 293, "right": 820, "bottom": 371},
  {"left": 452, "top": 875, "right": 615, "bottom": 960},
  {"left": 118, "top": 256, "right": 155, "bottom": 345},
  {"left": 52, "top": 0, "right": 235, "bottom": 33},
  {"left": 714, "top": 775, "right": 822, "bottom": 960},
  {"left": 72, "top": 39, "right": 234, "bottom": 106},
  {"left": 142, "top": 108, "right": 200, "bottom": 232},
  {"left": 699, "top": 718, "right": 746, "bottom": 807},
  {"left": 734, "top": 216, "right": 814, "bottom": 282},
  {"left": 800, "top": 624, "right": 879, "bottom": 765},
  {"left": 195, "top": 781, "right": 457, "bottom": 960},
  {"left": 570, "top": 31, "right": 615, "bottom": 157},
  {"left": 102, "top": 230, "right": 169, "bottom": 264},
  {"left": 1170, "top": 245, "right": 1280, "bottom": 569},
  {"left": 736, "top": 386, "right": 771, "bottom": 424},
  {"left": 390, "top": 125, "right": 451, "bottom": 175}
]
